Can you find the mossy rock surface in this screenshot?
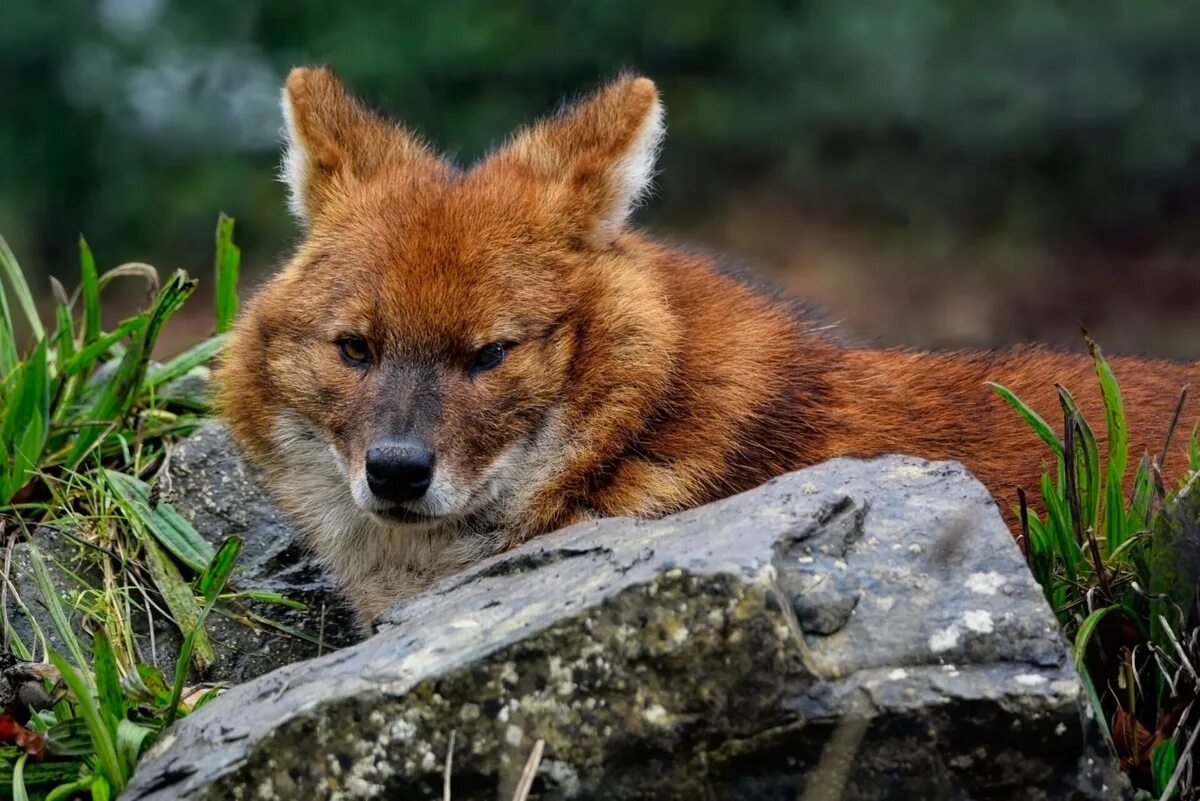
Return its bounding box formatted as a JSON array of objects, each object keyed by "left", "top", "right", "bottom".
[{"left": 122, "top": 455, "right": 1126, "bottom": 800}]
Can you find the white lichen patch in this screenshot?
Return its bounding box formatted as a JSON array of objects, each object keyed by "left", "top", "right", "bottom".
[
  {"left": 548, "top": 656, "right": 577, "bottom": 696},
  {"left": 542, "top": 760, "right": 581, "bottom": 795},
  {"left": 644, "top": 703, "right": 668, "bottom": 724},
  {"left": 964, "top": 571, "right": 1005, "bottom": 595},
  {"left": 1014, "top": 673, "right": 1047, "bottom": 686},
  {"left": 800, "top": 481, "right": 819, "bottom": 494},
  {"left": 963, "top": 610, "right": 994, "bottom": 634},
  {"left": 505, "top": 724, "right": 525, "bottom": 747},
  {"left": 929, "top": 625, "right": 960, "bottom": 653},
  {"left": 907, "top": 543, "right": 924, "bottom": 555},
  {"left": 888, "top": 463, "right": 929, "bottom": 479},
  {"left": 388, "top": 718, "right": 417, "bottom": 741},
  {"left": 873, "top": 595, "right": 895, "bottom": 611},
  {"left": 888, "top": 668, "right": 909, "bottom": 681}
]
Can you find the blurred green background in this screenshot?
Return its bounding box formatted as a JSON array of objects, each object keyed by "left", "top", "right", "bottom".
[{"left": 5, "top": 0, "right": 1200, "bottom": 356}]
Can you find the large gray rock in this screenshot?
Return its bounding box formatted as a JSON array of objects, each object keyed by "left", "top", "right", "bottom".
[
  {"left": 3, "top": 422, "right": 356, "bottom": 684},
  {"left": 122, "top": 456, "right": 1125, "bottom": 800}
]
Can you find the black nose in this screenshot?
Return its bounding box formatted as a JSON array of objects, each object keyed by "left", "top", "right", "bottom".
[{"left": 365, "top": 437, "right": 434, "bottom": 504}]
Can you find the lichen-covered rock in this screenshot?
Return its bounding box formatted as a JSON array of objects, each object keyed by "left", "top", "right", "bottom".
[{"left": 122, "top": 456, "right": 1125, "bottom": 800}]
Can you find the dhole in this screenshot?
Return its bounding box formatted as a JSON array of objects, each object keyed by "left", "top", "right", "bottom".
[{"left": 218, "top": 68, "right": 1200, "bottom": 625}]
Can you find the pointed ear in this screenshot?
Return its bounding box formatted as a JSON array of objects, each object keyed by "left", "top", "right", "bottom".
[
  {"left": 280, "top": 66, "right": 435, "bottom": 224},
  {"left": 498, "top": 75, "right": 665, "bottom": 245}
]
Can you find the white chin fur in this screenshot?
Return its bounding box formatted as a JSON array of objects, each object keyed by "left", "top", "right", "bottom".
[{"left": 265, "top": 412, "right": 513, "bottom": 617}]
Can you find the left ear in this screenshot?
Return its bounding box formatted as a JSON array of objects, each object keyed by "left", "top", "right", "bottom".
[
  {"left": 494, "top": 74, "right": 665, "bottom": 245},
  {"left": 280, "top": 66, "right": 440, "bottom": 226}
]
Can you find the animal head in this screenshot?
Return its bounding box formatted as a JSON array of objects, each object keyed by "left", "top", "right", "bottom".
[{"left": 218, "top": 67, "right": 677, "bottom": 533}]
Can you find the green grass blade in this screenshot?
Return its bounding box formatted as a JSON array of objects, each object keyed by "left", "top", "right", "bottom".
[
  {"left": 140, "top": 536, "right": 214, "bottom": 669},
  {"left": 1086, "top": 336, "right": 1130, "bottom": 555},
  {"left": 1077, "top": 667, "right": 1114, "bottom": 749},
  {"left": 53, "top": 294, "right": 75, "bottom": 366},
  {"left": 43, "top": 777, "right": 94, "bottom": 801},
  {"left": 1059, "top": 386, "right": 1101, "bottom": 533},
  {"left": 46, "top": 649, "right": 125, "bottom": 793},
  {"left": 78, "top": 236, "right": 101, "bottom": 347},
  {"left": 1040, "top": 471, "right": 1079, "bottom": 584},
  {"left": 2, "top": 338, "right": 50, "bottom": 503},
  {"left": 0, "top": 234, "right": 44, "bottom": 341},
  {"left": 25, "top": 540, "right": 89, "bottom": 669},
  {"left": 44, "top": 718, "right": 94, "bottom": 758},
  {"left": 1072, "top": 604, "right": 1119, "bottom": 749},
  {"left": 90, "top": 774, "right": 112, "bottom": 801},
  {"left": 124, "top": 663, "right": 171, "bottom": 707},
  {"left": 11, "top": 753, "right": 28, "bottom": 801},
  {"left": 104, "top": 469, "right": 214, "bottom": 571},
  {"left": 165, "top": 537, "right": 242, "bottom": 726},
  {"left": 989, "top": 381, "right": 1064, "bottom": 460},
  {"left": 60, "top": 317, "right": 145, "bottom": 378},
  {"left": 225, "top": 589, "right": 307, "bottom": 610},
  {"left": 197, "top": 535, "right": 243, "bottom": 602},
  {"left": 1127, "top": 453, "right": 1154, "bottom": 534},
  {"left": 0, "top": 762, "right": 81, "bottom": 790},
  {"left": 214, "top": 214, "right": 240, "bottom": 334},
  {"left": 1073, "top": 604, "right": 1119, "bottom": 671},
  {"left": 115, "top": 719, "right": 154, "bottom": 774},
  {"left": 1150, "top": 737, "right": 1177, "bottom": 798},
  {"left": 143, "top": 333, "right": 227, "bottom": 391},
  {"left": 66, "top": 271, "right": 197, "bottom": 467},
  {"left": 0, "top": 247, "right": 16, "bottom": 379},
  {"left": 92, "top": 629, "right": 125, "bottom": 740},
  {"left": 1190, "top": 423, "right": 1200, "bottom": 473}
]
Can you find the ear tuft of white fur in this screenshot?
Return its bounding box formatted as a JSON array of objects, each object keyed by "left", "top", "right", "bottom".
[
  {"left": 279, "top": 87, "right": 310, "bottom": 224},
  {"left": 592, "top": 97, "right": 665, "bottom": 243}
]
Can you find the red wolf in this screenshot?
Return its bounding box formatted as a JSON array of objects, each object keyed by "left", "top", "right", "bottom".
[{"left": 217, "top": 68, "right": 1200, "bottom": 624}]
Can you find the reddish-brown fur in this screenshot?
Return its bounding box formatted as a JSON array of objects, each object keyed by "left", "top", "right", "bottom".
[{"left": 217, "top": 68, "right": 1200, "bottom": 622}]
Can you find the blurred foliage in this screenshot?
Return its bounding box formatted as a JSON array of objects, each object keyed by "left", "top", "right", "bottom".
[{"left": 4, "top": 0, "right": 1200, "bottom": 286}]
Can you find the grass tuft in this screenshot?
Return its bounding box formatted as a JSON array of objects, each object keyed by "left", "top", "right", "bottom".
[
  {"left": 0, "top": 218, "right": 279, "bottom": 799},
  {"left": 994, "top": 337, "right": 1199, "bottom": 798}
]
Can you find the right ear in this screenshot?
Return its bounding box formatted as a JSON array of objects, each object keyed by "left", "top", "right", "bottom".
[{"left": 280, "top": 66, "right": 436, "bottom": 225}]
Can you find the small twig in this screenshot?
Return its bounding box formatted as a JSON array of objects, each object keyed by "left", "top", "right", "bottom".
[
  {"left": 1063, "top": 412, "right": 1111, "bottom": 597},
  {"left": 37, "top": 522, "right": 123, "bottom": 563},
  {"left": 801, "top": 690, "right": 874, "bottom": 801},
  {"left": 443, "top": 729, "right": 456, "bottom": 801},
  {"left": 1159, "top": 614, "right": 1198, "bottom": 683},
  {"left": 130, "top": 573, "right": 158, "bottom": 666},
  {"left": 2, "top": 527, "right": 16, "bottom": 652},
  {"left": 317, "top": 602, "right": 328, "bottom": 658},
  {"left": 1159, "top": 385, "right": 1189, "bottom": 485},
  {"left": 1017, "top": 487, "right": 1030, "bottom": 559},
  {"left": 511, "top": 738, "right": 544, "bottom": 801}
]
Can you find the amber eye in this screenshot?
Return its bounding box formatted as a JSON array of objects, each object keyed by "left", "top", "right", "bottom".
[
  {"left": 468, "top": 342, "right": 507, "bottom": 374},
  {"left": 337, "top": 336, "right": 371, "bottom": 367}
]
